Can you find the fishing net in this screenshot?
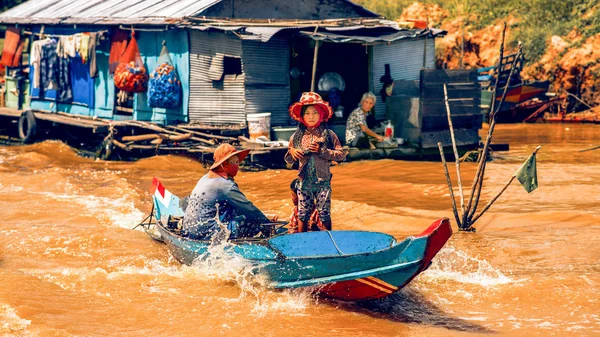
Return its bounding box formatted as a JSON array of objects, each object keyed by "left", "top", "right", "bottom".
[
  {"left": 147, "top": 43, "right": 182, "bottom": 108},
  {"left": 114, "top": 32, "right": 148, "bottom": 93}
]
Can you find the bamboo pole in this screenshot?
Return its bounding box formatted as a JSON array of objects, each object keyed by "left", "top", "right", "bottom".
[
  {"left": 310, "top": 28, "right": 320, "bottom": 92},
  {"left": 166, "top": 125, "right": 233, "bottom": 141},
  {"left": 129, "top": 121, "right": 214, "bottom": 146},
  {"left": 463, "top": 23, "right": 507, "bottom": 224},
  {"left": 470, "top": 176, "right": 515, "bottom": 224},
  {"left": 466, "top": 45, "right": 523, "bottom": 223},
  {"left": 160, "top": 133, "right": 192, "bottom": 141},
  {"left": 580, "top": 145, "right": 600, "bottom": 152},
  {"left": 121, "top": 134, "right": 161, "bottom": 142},
  {"left": 470, "top": 146, "right": 541, "bottom": 223},
  {"left": 438, "top": 142, "right": 462, "bottom": 228},
  {"left": 444, "top": 84, "right": 465, "bottom": 216},
  {"left": 488, "top": 22, "right": 507, "bottom": 116},
  {"left": 112, "top": 139, "right": 130, "bottom": 151}
]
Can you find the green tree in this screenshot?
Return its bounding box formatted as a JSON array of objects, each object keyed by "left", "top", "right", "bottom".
[{"left": 1, "top": 0, "right": 27, "bottom": 13}]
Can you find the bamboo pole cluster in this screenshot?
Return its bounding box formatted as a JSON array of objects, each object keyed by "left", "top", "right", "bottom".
[{"left": 437, "top": 23, "right": 532, "bottom": 232}]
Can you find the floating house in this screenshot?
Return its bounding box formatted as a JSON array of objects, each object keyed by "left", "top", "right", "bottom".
[{"left": 0, "top": 0, "right": 482, "bottom": 163}]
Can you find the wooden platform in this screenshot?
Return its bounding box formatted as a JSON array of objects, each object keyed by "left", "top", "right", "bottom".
[
  {"left": 0, "top": 107, "right": 480, "bottom": 166},
  {"left": 347, "top": 146, "right": 418, "bottom": 161},
  {"left": 0, "top": 107, "right": 22, "bottom": 118}
]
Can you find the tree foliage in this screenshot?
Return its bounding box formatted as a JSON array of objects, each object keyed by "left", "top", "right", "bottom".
[
  {"left": 353, "top": 0, "right": 600, "bottom": 64},
  {"left": 1, "top": 0, "right": 26, "bottom": 12}
]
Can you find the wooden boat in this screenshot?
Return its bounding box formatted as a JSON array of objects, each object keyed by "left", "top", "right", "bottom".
[
  {"left": 144, "top": 178, "right": 452, "bottom": 301},
  {"left": 479, "top": 53, "right": 552, "bottom": 123}
]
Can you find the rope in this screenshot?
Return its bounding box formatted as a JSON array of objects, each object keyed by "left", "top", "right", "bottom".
[{"left": 326, "top": 231, "right": 347, "bottom": 256}]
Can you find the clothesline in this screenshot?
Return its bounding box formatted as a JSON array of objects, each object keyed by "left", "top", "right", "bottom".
[
  {"left": 118, "top": 25, "right": 171, "bottom": 32},
  {"left": 22, "top": 30, "right": 109, "bottom": 39}
]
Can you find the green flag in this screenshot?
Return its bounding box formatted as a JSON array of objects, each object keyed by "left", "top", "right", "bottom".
[{"left": 515, "top": 152, "right": 538, "bottom": 193}]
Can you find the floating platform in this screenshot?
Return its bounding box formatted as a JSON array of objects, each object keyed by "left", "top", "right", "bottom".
[{"left": 0, "top": 107, "right": 484, "bottom": 168}]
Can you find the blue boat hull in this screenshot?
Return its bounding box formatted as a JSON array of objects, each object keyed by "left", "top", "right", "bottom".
[{"left": 149, "top": 178, "right": 452, "bottom": 301}]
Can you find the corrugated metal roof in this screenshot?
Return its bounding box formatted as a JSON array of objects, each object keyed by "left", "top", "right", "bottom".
[
  {"left": 0, "top": 0, "right": 222, "bottom": 25},
  {"left": 244, "top": 27, "right": 297, "bottom": 42},
  {"left": 300, "top": 28, "right": 444, "bottom": 44}
]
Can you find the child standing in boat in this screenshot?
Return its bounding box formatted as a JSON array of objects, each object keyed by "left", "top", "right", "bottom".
[{"left": 285, "top": 92, "right": 346, "bottom": 232}]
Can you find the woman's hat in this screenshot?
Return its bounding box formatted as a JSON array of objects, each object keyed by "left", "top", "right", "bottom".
[
  {"left": 289, "top": 92, "right": 333, "bottom": 123},
  {"left": 210, "top": 143, "right": 251, "bottom": 170}
]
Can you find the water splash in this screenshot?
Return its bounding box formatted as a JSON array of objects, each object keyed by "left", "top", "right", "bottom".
[
  {"left": 40, "top": 191, "right": 145, "bottom": 229},
  {"left": 0, "top": 304, "right": 33, "bottom": 336},
  {"left": 423, "top": 246, "right": 516, "bottom": 286}
]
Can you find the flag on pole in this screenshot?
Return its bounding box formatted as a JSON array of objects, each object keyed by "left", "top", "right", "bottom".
[{"left": 515, "top": 152, "right": 538, "bottom": 193}]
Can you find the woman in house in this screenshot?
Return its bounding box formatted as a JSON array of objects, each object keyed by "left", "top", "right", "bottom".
[{"left": 345, "top": 92, "right": 384, "bottom": 149}]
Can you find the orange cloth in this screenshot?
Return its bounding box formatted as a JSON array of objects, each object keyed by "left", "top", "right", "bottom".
[
  {"left": 108, "top": 29, "right": 128, "bottom": 74},
  {"left": 1, "top": 26, "right": 24, "bottom": 68}
]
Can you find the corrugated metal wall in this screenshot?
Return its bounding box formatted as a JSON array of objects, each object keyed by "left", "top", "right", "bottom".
[
  {"left": 188, "top": 30, "right": 246, "bottom": 125},
  {"left": 242, "top": 37, "right": 292, "bottom": 126},
  {"left": 371, "top": 37, "right": 435, "bottom": 120}
]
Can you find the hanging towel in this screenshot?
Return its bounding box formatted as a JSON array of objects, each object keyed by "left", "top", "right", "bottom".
[
  {"left": 88, "top": 32, "right": 98, "bottom": 77},
  {"left": 70, "top": 53, "right": 94, "bottom": 106},
  {"left": 1, "top": 26, "right": 24, "bottom": 67},
  {"left": 109, "top": 29, "right": 128, "bottom": 74},
  {"left": 64, "top": 35, "right": 78, "bottom": 58},
  {"left": 30, "top": 40, "right": 45, "bottom": 89},
  {"left": 79, "top": 33, "right": 91, "bottom": 64}
]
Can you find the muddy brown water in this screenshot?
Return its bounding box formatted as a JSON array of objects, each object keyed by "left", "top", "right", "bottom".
[{"left": 1, "top": 124, "right": 599, "bottom": 336}]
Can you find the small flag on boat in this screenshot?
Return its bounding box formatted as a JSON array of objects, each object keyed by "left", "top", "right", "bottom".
[{"left": 515, "top": 149, "right": 539, "bottom": 193}]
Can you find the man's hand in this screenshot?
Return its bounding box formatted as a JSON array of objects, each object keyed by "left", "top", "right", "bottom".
[
  {"left": 376, "top": 135, "right": 384, "bottom": 142},
  {"left": 289, "top": 147, "right": 304, "bottom": 160}
]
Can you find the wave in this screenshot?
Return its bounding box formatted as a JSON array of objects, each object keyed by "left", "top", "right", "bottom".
[
  {"left": 0, "top": 303, "right": 34, "bottom": 336},
  {"left": 423, "top": 245, "right": 516, "bottom": 286}
]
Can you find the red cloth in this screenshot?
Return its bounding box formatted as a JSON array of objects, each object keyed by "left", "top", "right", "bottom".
[
  {"left": 109, "top": 29, "right": 128, "bottom": 74},
  {"left": 299, "top": 105, "right": 328, "bottom": 128},
  {"left": 288, "top": 206, "right": 324, "bottom": 234},
  {"left": 1, "top": 27, "right": 24, "bottom": 68}
]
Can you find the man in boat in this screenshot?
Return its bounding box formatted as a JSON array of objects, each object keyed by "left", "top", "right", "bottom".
[{"left": 182, "top": 143, "right": 273, "bottom": 240}]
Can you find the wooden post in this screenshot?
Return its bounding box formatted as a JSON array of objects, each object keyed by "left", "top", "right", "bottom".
[
  {"left": 438, "top": 142, "right": 462, "bottom": 228},
  {"left": 460, "top": 22, "right": 464, "bottom": 69},
  {"left": 310, "top": 41, "right": 320, "bottom": 92},
  {"left": 444, "top": 84, "right": 465, "bottom": 217},
  {"left": 463, "top": 23, "right": 507, "bottom": 225},
  {"left": 470, "top": 176, "right": 515, "bottom": 224},
  {"left": 466, "top": 45, "right": 523, "bottom": 223},
  {"left": 580, "top": 145, "right": 600, "bottom": 152},
  {"left": 310, "top": 32, "right": 320, "bottom": 92},
  {"left": 470, "top": 146, "right": 541, "bottom": 224},
  {"left": 488, "top": 22, "right": 507, "bottom": 116}
]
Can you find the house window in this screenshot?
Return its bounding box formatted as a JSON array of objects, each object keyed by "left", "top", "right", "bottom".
[{"left": 223, "top": 56, "right": 242, "bottom": 76}]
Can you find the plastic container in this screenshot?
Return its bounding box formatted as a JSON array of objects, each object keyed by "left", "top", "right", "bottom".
[
  {"left": 247, "top": 113, "right": 271, "bottom": 141},
  {"left": 272, "top": 127, "right": 296, "bottom": 141},
  {"left": 384, "top": 120, "right": 394, "bottom": 140},
  {"left": 4, "top": 76, "right": 30, "bottom": 109}
]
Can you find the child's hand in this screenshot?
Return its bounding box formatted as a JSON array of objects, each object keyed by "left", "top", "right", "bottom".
[
  {"left": 289, "top": 147, "right": 304, "bottom": 160},
  {"left": 308, "top": 142, "right": 320, "bottom": 153}
]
